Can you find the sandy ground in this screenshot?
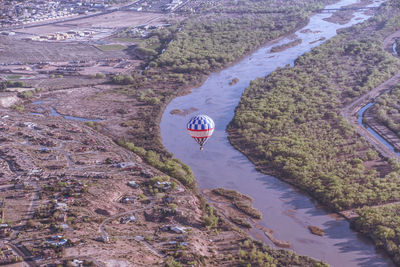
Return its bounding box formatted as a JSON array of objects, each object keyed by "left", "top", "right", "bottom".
[{"left": 0, "top": 37, "right": 129, "bottom": 64}]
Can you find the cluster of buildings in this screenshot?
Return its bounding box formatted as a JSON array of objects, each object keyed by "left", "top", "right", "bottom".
[
  {"left": 26, "top": 30, "right": 94, "bottom": 41},
  {"left": 0, "top": 245, "right": 22, "bottom": 265},
  {"left": 162, "top": 0, "right": 183, "bottom": 11},
  {"left": 0, "top": 0, "right": 130, "bottom": 28}
]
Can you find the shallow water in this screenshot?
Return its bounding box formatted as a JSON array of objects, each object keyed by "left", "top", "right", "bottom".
[
  {"left": 31, "top": 101, "right": 101, "bottom": 122},
  {"left": 49, "top": 107, "right": 101, "bottom": 122},
  {"left": 160, "top": 0, "right": 394, "bottom": 266}
]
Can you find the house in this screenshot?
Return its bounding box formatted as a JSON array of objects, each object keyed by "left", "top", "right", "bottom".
[
  {"left": 45, "top": 237, "right": 68, "bottom": 247},
  {"left": 155, "top": 181, "right": 171, "bottom": 190},
  {"left": 179, "top": 242, "right": 188, "bottom": 247},
  {"left": 0, "top": 224, "right": 11, "bottom": 238},
  {"left": 39, "top": 147, "right": 50, "bottom": 153},
  {"left": 120, "top": 215, "right": 136, "bottom": 224},
  {"left": 161, "top": 225, "right": 186, "bottom": 234},
  {"left": 55, "top": 202, "right": 68, "bottom": 211},
  {"left": 114, "top": 162, "right": 138, "bottom": 170},
  {"left": 171, "top": 226, "right": 186, "bottom": 234},
  {"left": 141, "top": 170, "right": 153, "bottom": 178},
  {"left": 99, "top": 234, "right": 109, "bottom": 243},
  {"left": 72, "top": 259, "right": 84, "bottom": 266},
  {"left": 57, "top": 238, "right": 68, "bottom": 246},
  {"left": 120, "top": 197, "right": 134, "bottom": 204},
  {"left": 23, "top": 122, "right": 36, "bottom": 129},
  {"left": 164, "top": 196, "right": 174, "bottom": 203},
  {"left": 59, "top": 224, "right": 69, "bottom": 230}
]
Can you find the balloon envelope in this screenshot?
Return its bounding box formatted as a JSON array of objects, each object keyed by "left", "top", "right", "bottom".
[{"left": 187, "top": 115, "right": 215, "bottom": 148}]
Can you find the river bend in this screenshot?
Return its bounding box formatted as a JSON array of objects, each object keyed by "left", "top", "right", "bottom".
[{"left": 161, "top": 0, "right": 393, "bottom": 266}]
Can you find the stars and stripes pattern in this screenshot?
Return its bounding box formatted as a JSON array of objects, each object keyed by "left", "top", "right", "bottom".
[{"left": 187, "top": 114, "right": 215, "bottom": 148}]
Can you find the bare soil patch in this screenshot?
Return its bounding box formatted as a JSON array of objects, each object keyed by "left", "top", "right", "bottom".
[
  {"left": 15, "top": 12, "right": 170, "bottom": 36},
  {"left": 0, "top": 37, "right": 128, "bottom": 64}
]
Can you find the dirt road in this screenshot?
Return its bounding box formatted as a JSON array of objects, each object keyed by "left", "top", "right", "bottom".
[{"left": 341, "top": 30, "right": 400, "bottom": 160}]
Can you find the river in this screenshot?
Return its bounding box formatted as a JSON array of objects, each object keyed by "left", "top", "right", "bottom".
[{"left": 160, "top": 0, "right": 393, "bottom": 266}]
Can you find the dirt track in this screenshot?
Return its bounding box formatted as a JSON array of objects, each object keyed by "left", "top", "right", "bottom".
[{"left": 341, "top": 30, "right": 400, "bottom": 160}]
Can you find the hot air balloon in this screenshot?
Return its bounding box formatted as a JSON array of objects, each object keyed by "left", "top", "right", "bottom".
[{"left": 187, "top": 114, "right": 215, "bottom": 150}]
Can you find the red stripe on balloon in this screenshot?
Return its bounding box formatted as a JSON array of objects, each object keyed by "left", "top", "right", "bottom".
[{"left": 187, "top": 128, "right": 214, "bottom": 132}]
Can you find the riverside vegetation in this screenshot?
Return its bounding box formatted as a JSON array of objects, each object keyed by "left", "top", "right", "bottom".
[
  {"left": 112, "top": 0, "right": 336, "bottom": 153},
  {"left": 108, "top": 0, "right": 342, "bottom": 265},
  {"left": 354, "top": 71, "right": 400, "bottom": 265},
  {"left": 228, "top": 0, "right": 400, "bottom": 263},
  {"left": 353, "top": 204, "right": 400, "bottom": 264}
]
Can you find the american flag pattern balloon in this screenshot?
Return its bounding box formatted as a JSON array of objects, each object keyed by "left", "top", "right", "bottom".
[{"left": 187, "top": 115, "right": 215, "bottom": 149}]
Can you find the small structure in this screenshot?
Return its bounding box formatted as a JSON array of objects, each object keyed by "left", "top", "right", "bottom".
[
  {"left": 39, "top": 147, "right": 50, "bottom": 153},
  {"left": 164, "top": 196, "right": 174, "bottom": 203},
  {"left": 120, "top": 196, "right": 134, "bottom": 204},
  {"left": 114, "top": 162, "right": 135, "bottom": 169},
  {"left": 141, "top": 170, "right": 153, "bottom": 178},
  {"left": 161, "top": 225, "right": 186, "bottom": 234},
  {"left": 127, "top": 181, "right": 139, "bottom": 189},
  {"left": 134, "top": 235, "right": 144, "bottom": 241},
  {"left": 54, "top": 201, "right": 68, "bottom": 211},
  {"left": 72, "top": 259, "right": 84, "bottom": 266},
  {"left": 46, "top": 236, "right": 69, "bottom": 247},
  {"left": 171, "top": 226, "right": 186, "bottom": 234},
  {"left": 23, "top": 122, "right": 37, "bottom": 129},
  {"left": 0, "top": 224, "right": 11, "bottom": 238},
  {"left": 155, "top": 181, "right": 171, "bottom": 190},
  {"left": 120, "top": 214, "right": 136, "bottom": 224},
  {"left": 99, "top": 234, "right": 109, "bottom": 243}
]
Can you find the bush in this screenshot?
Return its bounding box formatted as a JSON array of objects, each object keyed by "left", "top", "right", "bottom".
[
  {"left": 117, "top": 140, "right": 196, "bottom": 190},
  {"left": 228, "top": 2, "right": 400, "bottom": 211},
  {"left": 112, "top": 74, "right": 134, "bottom": 85},
  {"left": 17, "top": 90, "right": 34, "bottom": 99},
  {"left": 95, "top": 73, "right": 105, "bottom": 78}
]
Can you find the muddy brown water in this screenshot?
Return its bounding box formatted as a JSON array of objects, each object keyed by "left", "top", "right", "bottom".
[{"left": 161, "top": 0, "right": 394, "bottom": 266}]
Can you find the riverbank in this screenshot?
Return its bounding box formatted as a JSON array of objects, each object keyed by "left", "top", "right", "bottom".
[
  {"left": 160, "top": 0, "right": 394, "bottom": 265},
  {"left": 341, "top": 29, "right": 400, "bottom": 161},
  {"left": 9, "top": 1, "right": 347, "bottom": 266},
  {"left": 228, "top": 0, "right": 400, "bottom": 264},
  {"left": 115, "top": 0, "right": 338, "bottom": 153}
]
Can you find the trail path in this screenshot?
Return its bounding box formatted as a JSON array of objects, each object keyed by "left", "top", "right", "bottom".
[
  {"left": 98, "top": 204, "right": 167, "bottom": 258},
  {"left": 341, "top": 30, "right": 400, "bottom": 160}
]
